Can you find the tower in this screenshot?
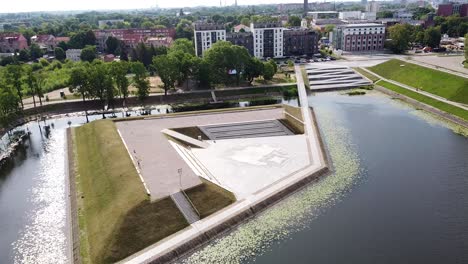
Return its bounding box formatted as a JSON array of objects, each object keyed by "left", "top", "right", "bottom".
[
  {"left": 304, "top": 0, "right": 308, "bottom": 17},
  {"left": 235, "top": 0, "right": 238, "bottom": 7}
]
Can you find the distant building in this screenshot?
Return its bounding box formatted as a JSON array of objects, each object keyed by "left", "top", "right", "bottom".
[
  {"left": 194, "top": 23, "right": 226, "bottom": 57},
  {"left": 366, "top": 1, "right": 380, "bottom": 12},
  {"left": 145, "top": 37, "right": 174, "bottom": 48},
  {"left": 394, "top": 11, "right": 413, "bottom": 20},
  {"left": 339, "top": 11, "right": 363, "bottom": 20},
  {"left": 103, "top": 54, "right": 115, "bottom": 62},
  {"left": 226, "top": 32, "right": 254, "bottom": 55},
  {"left": 98, "top": 19, "right": 125, "bottom": 29},
  {"left": 251, "top": 22, "right": 285, "bottom": 58},
  {"left": 93, "top": 28, "right": 176, "bottom": 52},
  {"left": 301, "top": 18, "right": 309, "bottom": 28},
  {"left": 233, "top": 24, "right": 251, "bottom": 33},
  {"left": 307, "top": 11, "right": 339, "bottom": 20},
  {"left": 311, "top": 19, "right": 347, "bottom": 31},
  {"left": 283, "top": 28, "right": 318, "bottom": 56},
  {"left": 333, "top": 23, "right": 385, "bottom": 52},
  {"left": 437, "top": 3, "right": 468, "bottom": 17},
  {"left": 31, "top": 34, "right": 56, "bottom": 51},
  {"left": 361, "top": 12, "right": 377, "bottom": 20},
  {"left": 66, "top": 49, "right": 81, "bottom": 61},
  {"left": 0, "top": 33, "right": 28, "bottom": 53}
]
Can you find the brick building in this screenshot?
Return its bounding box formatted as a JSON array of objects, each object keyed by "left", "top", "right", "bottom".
[
  {"left": 93, "top": 28, "right": 176, "bottom": 52},
  {"left": 0, "top": 33, "right": 28, "bottom": 53},
  {"left": 226, "top": 32, "right": 254, "bottom": 56},
  {"left": 283, "top": 28, "right": 318, "bottom": 56},
  {"left": 332, "top": 23, "right": 385, "bottom": 52},
  {"left": 437, "top": 3, "right": 468, "bottom": 17}
]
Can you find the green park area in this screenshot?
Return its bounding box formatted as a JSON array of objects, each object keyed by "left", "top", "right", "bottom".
[
  {"left": 368, "top": 59, "right": 468, "bottom": 104},
  {"left": 352, "top": 67, "right": 380, "bottom": 83},
  {"left": 73, "top": 119, "right": 235, "bottom": 263},
  {"left": 377, "top": 80, "right": 468, "bottom": 121}
]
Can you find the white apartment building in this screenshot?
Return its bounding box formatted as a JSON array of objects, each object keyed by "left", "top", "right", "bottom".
[
  {"left": 251, "top": 22, "right": 285, "bottom": 59},
  {"left": 194, "top": 23, "right": 226, "bottom": 56},
  {"left": 66, "top": 49, "right": 82, "bottom": 62},
  {"left": 339, "top": 11, "right": 362, "bottom": 20}
]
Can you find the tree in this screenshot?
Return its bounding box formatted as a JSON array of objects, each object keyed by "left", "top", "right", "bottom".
[
  {"left": 176, "top": 19, "right": 194, "bottom": 40},
  {"left": 288, "top": 16, "right": 301, "bottom": 27},
  {"left": 152, "top": 55, "right": 178, "bottom": 95},
  {"left": 80, "top": 46, "right": 97, "bottom": 62},
  {"left": 131, "top": 43, "right": 152, "bottom": 68},
  {"left": 18, "top": 49, "right": 30, "bottom": 62},
  {"left": 244, "top": 57, "right": 264, "bottom": 84},
  {"left": 268, "top": 59, "right": 277, "bottom": 73},
  {"left": 57, "top": 41, "right": 68, "bottom": 51},
  {"left": 423, "top": 27, "right": 441, "bottom": 48},
  {"left": 69, "top": 65, "right": 91, "bottom": 102},
  {"left": 465, "top": 33, "right": 468, "bottom": 61},
  {"left": 170, "top": 38, "right": 195, "bottom": 55},
  {"left": 388, "top": 24, "right": 412, "bottom": 54},
  {"left": 262, "top": 62, "right": 275, "bottom": 81},
  {"left": 0, "top": 87, "right": 20, "bottom": 129},
  {"left": 5, "top": 65, "right": 24, "bottom": 109},
  {"left": 241, "top": 18, "right": 250, "bottom": 27},
  {"left": 30, "top": 43, "right": 44, "bottom": 60},
  {"left": 324, "top": 24, "right": 335, "bottom": 35},
  {"left": 87, "top": 62, "right": 114, "bottom": 118},
  {"left": 110, "top": 61, "right": 130, "bottom": 107},
  {"left": 203, "top": 41, "right": 250, "bottom": 86},
  {"left": 132, "top": 62, "right": 150, "bottom": 102},
  {"left": 69, "top": 30, "right": 96, "bottom": 49},
  {"left": 105, "top": 36, "right": 120, "bottom": 55},
  {"left": 54, "top": 47, "right": 66, "bottom": 61},
  {"left": 24, "top": 66, "right": 38, "bottom": 108}
]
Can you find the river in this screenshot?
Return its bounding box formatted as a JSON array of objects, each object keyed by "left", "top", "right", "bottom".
[{"left": 0, "top": 92, "right": 467, "bottom": 263}]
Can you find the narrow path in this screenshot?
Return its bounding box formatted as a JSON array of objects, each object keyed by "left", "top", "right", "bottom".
[
  {"left": 359, "top": 68, "right": 468, "bottom": 111},
  {"left": 170, "top": 191, "right": 200, "bottom": 224}
]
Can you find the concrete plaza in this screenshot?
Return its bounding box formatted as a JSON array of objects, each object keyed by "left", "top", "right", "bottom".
[{"left": 115, "top": 107, "right": 285, "bottom": 201}]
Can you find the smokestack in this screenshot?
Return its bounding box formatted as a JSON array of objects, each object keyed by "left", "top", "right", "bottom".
[{"left": 304, "top": 0, "right": 308, "bottom": 17}]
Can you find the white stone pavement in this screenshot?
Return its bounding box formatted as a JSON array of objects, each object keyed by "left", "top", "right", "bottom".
[
  {"left": 118, "top": 68, "right": 326, "bottom": 264},
  {"left": 360, "top": 67, "right": 468, "bottom": 111}
]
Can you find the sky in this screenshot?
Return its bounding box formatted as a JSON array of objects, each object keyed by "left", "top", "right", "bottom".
[{"left": 0, "top": 0, "right": 312, "bottom": 13}]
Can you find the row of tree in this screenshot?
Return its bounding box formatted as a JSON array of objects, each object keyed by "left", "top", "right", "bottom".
[{"left": 387, "top": 24, "right": 443, "bottom": 53}]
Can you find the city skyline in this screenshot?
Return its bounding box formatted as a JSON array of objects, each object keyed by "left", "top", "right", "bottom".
[{"left": 1, "top": 0, "right": 339, "bottom": 14}]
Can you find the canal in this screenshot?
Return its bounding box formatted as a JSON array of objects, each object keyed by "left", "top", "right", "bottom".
[{"left": 0, "top": 92, "right": 467, "bottom": 263}]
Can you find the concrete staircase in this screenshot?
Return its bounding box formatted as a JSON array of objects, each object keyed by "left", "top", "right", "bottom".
[
  {"left": 305, "top": 64, "right": 372, "bottom": 91},
  {"left": 170, "top": 191, "right": 200, "bottom": 224}
]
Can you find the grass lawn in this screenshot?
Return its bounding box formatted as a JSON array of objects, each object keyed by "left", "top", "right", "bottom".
[
  {"left": 252, "top": 72, "right": 295, "bottom": 86},
  {"left": 185, "top": 180, "right": 236, "bottom": 219},
  {"left": 353, "top": 67, "right": 380, "bottom": 83},
  {"left": 368, "top": 59, "right": 468, "bottom": 104},
  {"left": 74, "top": 120, "right": 188, "bottom": 263},
  {"left": 377, "top": 80, "right": 468, "bottom": 121}
]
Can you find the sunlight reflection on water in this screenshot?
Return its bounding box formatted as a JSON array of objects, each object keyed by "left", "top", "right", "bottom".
[{"left": 12, "top": 129, "right": 67, "bottom": 264}]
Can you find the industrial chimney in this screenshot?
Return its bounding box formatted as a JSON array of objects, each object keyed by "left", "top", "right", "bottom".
[{"left": 304, "top": 0, "right": 308, "bottom": 17}]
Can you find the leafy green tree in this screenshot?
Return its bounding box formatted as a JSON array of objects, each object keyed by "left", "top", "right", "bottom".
[
  {"left": 0, "top": 87, "right": 20, "bottom": 129},
  {"left": 80, "top": 46, "right": 97, "bottom": 62},
  {"left": 423, "top": 27, "right": 441, "bottom": 48},
  {"left": 30, "top": 43, "right": 44, "bottom": 60},
  {"left": 88, "top": 62, "right": 114, "bottom": 117},
  {"left": 388, "top": 24, "right": 412, "bottom": 54},
  {"left": 262, "top": 62, "right": 275, "bottom": 81},
  {"left": 110, "top": 61, "right": 130, "bottom": 107},
  {"left": 170, "top": 38, "right": 195, "bottom": 55},
  {"left": 244, "top": 57, "right": 264, "bottom": 84},
  {"left": 18, "top": 49, "right": 30, "bottom": 62},
  {"left": 57, "top": 41, "right": 68, "bottom": 51},
  {"left": 192, "top": 57, "right": 211, "bottom": 88},
  {"left": 287, "top": 16, "right": 301, "bottom": 27},
  {"left": 105, "top": 36, "right": 120, "bottom": 55},
  {"left": 176, "top": 19, "right": 194, "bottom": 40},
  {"left": 69, "top": 30, "right": 96, "bottom": 49},
  {"left": 54, "top": 47, "right": 66, "bottom": 61},
  {"left": 131, "top": 62, "right": 150, "bottom": 103},
  {"left": 465, "top": 33, "right": 468, "bottom": 61},
  {"left": 203, "top": 41, "right": 250, "bottom": 86},
  {"left": 69, "top": 64, "right": 91, "bottom": 102},
  {"left": 152, "top": 55, "right": 178, "bottom": 95},
  {"left": 131, "top": 43, "right": 152, "bottom": 68},
  {"left": 241, "top": 18, "right": 250, "bottom": 26},
  {"left": 5, "top": 65, "right": 24, "bottom": 109},
  {"left": 24, "top": 66, "right": 38, "bottom": 108},
  {"left": 268, "top": 59, "right": 277, "bottom": 73}
]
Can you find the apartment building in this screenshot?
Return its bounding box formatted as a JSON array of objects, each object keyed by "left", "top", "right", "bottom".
[
  {"left": 0, "top": 33, "right": 28, "bottom": 53},
  {"left": 333, "top": 23, "right": 385, "bottom": 52},
  {"left": 194, "top": 23, "right": 226, "bottom": 56},
  {"left": 283, "top": 28, "right": 318, "bottom": 56},
  {"left": 93, "top": 28, "right": 176, "bottom": 52},
  {"left": 66, "top": 49, "right": 81, "bottom": 62},
  {"left": 251, "top": 22, "right": 284, "bottom": 59}
]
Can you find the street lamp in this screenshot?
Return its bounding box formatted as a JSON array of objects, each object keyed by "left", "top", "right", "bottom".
[{"left": 178, "top": 168, "right": 182, "bottom": 191}]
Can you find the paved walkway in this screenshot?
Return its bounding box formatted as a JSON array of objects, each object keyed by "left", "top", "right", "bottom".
[{"left": 359, "top": 68, "right": 468, "bottom": 111}]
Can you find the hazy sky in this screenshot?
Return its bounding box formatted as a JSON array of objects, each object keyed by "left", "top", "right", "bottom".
[{"left": 0, "top": 0, "right": 310, "bottom": 13}]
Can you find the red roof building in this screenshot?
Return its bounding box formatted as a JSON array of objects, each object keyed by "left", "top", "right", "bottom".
[
  {"left": 0, "top": 33, "right": 28, "bottom": 53},
  {"left": 93, "top": 28, "right": 176, "bottom": 52}
]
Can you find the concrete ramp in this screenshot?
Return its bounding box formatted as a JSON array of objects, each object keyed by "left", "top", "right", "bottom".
[
  {"left": 161, "top": 129, "right": 210, "bottom": 148},
  {"left": 170, "top": 191, "right": 200, "bottom": 224}
]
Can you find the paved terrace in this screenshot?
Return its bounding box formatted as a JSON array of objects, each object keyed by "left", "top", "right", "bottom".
[{"left": 115, "top": 108, "right": 284, "bottom": 201}]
